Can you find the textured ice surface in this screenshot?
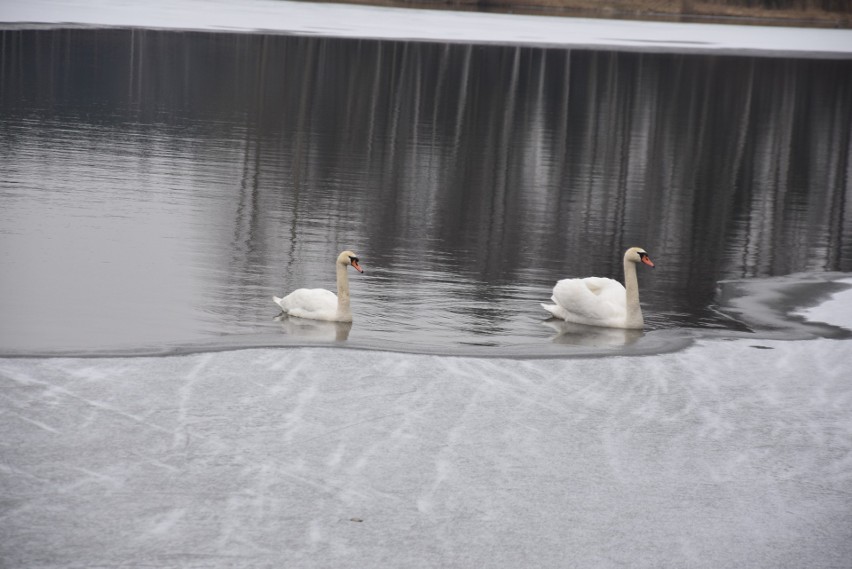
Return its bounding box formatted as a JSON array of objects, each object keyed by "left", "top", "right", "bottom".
[
  {"left": 3, "top": 0, "right": 852, "bottom": 57},
  {"left": 2, "top": 331, "right": 852, "bottom": 567}
]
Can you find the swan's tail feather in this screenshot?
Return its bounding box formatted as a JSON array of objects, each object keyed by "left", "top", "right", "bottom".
[{"left": 541, "top": 303, "right": 566, "bottom": 320}]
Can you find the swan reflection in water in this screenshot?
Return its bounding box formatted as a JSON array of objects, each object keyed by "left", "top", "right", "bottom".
[
  {"left": 542, "top": 319, "right": 643, "bottom": 347},
  {"left": 274, "top": 314, "right": 352, "bottom": 342}
]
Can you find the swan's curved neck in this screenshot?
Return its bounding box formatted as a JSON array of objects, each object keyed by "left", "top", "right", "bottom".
[
  {"left": 623, "top": 259, "right": 644, "bottom": 328},
  {"left": 336, "top": 262, "right": 351, "bottom": 314}
]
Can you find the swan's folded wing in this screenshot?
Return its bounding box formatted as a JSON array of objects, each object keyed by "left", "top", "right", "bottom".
[
  {"left": 585, "top": 277, "right": 628, "bottom": 306},
  {"left": 276, "top": 288, "right": 338, "bottom": 315},
  {"left": 551, "top": 277, "right": 625, "bottom": 321}
]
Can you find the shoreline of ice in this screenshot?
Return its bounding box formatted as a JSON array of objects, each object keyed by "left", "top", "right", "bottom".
[
  {"left": 2, "top": 327, "right": 851, "bottom": 567},
  {"left": 2, "top": 0, "right": 852, "bottom": 57}
]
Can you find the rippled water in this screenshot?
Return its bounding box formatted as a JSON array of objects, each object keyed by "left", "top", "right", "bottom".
[{"left": 1, "top": 29, "right": 850, "bottom": 355}]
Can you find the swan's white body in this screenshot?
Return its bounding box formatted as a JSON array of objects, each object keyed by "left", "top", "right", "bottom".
[
  {"left": 273, "top": 251, "right": 363, "bottom": 322},
  {"left": 541, "top": 247, "right": 654, "bottom": 329}
]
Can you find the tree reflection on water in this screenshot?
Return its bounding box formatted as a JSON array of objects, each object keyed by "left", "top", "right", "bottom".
[{"left": 1, "top": 29, "right": 850, "bottom": 353}]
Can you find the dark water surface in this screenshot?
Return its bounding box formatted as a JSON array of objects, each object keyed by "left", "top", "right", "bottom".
[{"left": 1, "top": 29, "right": 850, "bottom": 355}]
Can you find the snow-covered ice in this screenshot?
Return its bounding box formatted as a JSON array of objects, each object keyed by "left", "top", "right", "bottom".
[
  {"left": 2, "top": 282, "right": 851, "bottom": 568},
  {"left": 797, "top": 277, "right": 852, "bottom": 328},
  {"left": 3, "top": 0, "right": 852, "bottom": 57}
]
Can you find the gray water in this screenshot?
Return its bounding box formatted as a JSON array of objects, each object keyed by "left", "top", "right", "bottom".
[{"left": 1, "top": 29, "right": 851, "bottom": 356}]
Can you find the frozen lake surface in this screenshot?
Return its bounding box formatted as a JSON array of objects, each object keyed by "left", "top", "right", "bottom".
[
  {"left": 2, "top": 281, "right": 852, "bottom": 568},
  {"left": 4, "top": 0, "right": 852, "bottom": 57}
]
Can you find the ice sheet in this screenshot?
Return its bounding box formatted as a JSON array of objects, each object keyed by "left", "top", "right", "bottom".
[
  {"left": 797, "top": 277, "right": 852, "bottom": 328},
  {"left": 2, "top": 0, "right": 852, "bottom": 57},
  {"left": 2, "top": 332, "right": 852, "bottom": 567},
  {"left": 716, "top": 273, "right": 852, "bottom": 341}
]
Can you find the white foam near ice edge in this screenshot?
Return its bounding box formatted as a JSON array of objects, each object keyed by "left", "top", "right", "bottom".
[{"left": 2, "top": 0, "right": 852, "bottom": 56}]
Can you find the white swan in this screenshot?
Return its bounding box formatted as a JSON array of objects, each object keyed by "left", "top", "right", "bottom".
[
  {"left": 541, "top": 247, "right": 655, "bottom": 329},
  {"left": 273, "top": 250, "right": 363, "bottom": 322}
]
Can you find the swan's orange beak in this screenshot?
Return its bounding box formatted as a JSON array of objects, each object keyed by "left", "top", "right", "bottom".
[
  {"left": 351, "top": 260, "right": 364, "bottom": 273},
  {"left": 642, "top": 256, "right": 655, "bottom": 268}
]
